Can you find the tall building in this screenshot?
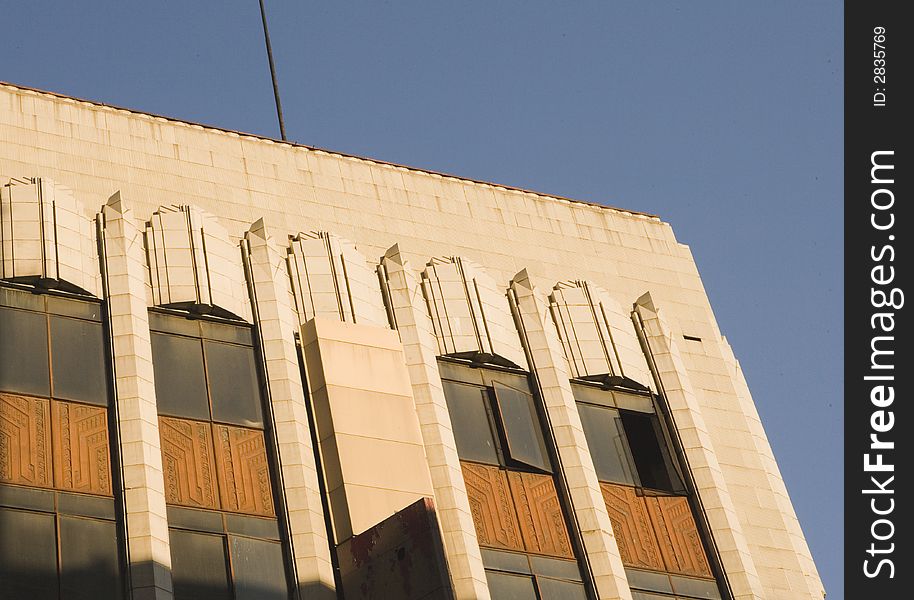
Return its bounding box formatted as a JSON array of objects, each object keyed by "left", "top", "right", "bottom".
[{"left": 0, "top": 82, "right": 823, "bottom": 600}]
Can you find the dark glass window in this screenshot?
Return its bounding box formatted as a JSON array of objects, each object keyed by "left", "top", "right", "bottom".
[
  {"left": 536, "top": 576, "right": 588, "bottom": 599},
  {"left": 150, "top": 332, "right": 209, "bottom": 420},
  {"left": 170, "top": 529, "right": 232, "bottom": 600},
  {"left": 50, "top": 316, "right": 107, "bottom": 405},
  {"left": 0, "top": 307, "right": 50, "bottom": 396},
  {"left": 493, "top": 381, "right": 550, "bottom": 472},
  {"left": 485, "top": 571, "right": 538, "bottom": 599},
  {"left": 59, "top": 516, "right": 122, "bottom": 600},
  {"left": 578, "top": 403, "right": 637, "bottom": 485},
  {"left": 621, "top": 411, "right": 684, "bottom": 493},
  {"left": 230, "top": 537, "right": 288, "bottom": 600},
  {"left": 206, "top": 341, "right": 263, "bottom": 427},
  {"left": 442, "top": 380, "right": 499, "bottom": 465},
  {"left": 0, "top": 507, "right": 58, "bottom": 600}
]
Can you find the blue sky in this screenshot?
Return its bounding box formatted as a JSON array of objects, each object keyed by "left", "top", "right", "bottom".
[{"left": 1, "top": 1, "right": 843, "bottom": 597}]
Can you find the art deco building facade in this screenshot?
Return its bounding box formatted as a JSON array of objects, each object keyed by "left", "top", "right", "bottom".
[{"left": 0, "top": 82, "right": 822, "bottom": 600}]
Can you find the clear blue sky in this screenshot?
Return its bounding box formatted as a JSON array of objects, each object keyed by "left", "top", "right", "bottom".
[{"left": 1, "top": 1, "right": 843, "bottom": 597}]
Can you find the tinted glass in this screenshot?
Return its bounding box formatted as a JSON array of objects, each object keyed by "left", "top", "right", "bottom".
[
  {"left": 205, "top": 341, "right": 263, "bottom": 427},
  {"left": 442, "top": 380, "right": 499, "bottom": 464},
  {"left": 59, "top": 516, "right": 123, "bottom": 600},
  {"left": 622, "top": 412, "right": 683, "bottom": 492},
  {"left": 50, "top": 316, "right": 108, "bottom": 405},
  {"left": 150, "top": 333, "right": 209, "bottom": 420},
  {"left": 631, "top": 592, "right": 674, "bottom": 600},
  {"left": 480, "top": 549, "right": 531, "bottom": 574},
  {"left": 493, "top": 381, "right": 550, "bottom": 472},
  {"left": 0, "top": 307, "right": 50, "bottom": 396},
  {"left": 0, "top": 508, "right": 59, "bottom": 600},
  {"left": 169, "top": 529, "right": 231, "bottom": 600},
  {"left": 58, "top": 493, "right": 116, "bottom": 519},
  {"left": 166, "top": 506, "right": 224, "bottom": 533},
  {"left": 670, "top": 575, "right": 721, "bottom": 599},
  {"left": 625, "top": 568, "right": 674, "bottom": 593},
  {"left": 225, "top": 514, "right": 281, "bottom": 540},
  {"left": 529, "top": 555, "right": 582, "bottom": 581},
  {"left": 485, "top": 570, "right": 537, "bottom": 599},
  {"left": 230, "top": 536, "right": 289, "bottom": 600},
  {"left": 0, "top": 483, "right": 55, "bottom": 511},
  {"left": 578, "top": 403, "right": 637, "bottom": 485},
  {"left": 536, "top": 576, "right": 588, "bottom": 600}
]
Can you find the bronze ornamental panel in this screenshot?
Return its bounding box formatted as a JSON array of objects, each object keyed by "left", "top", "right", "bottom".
[
  {"left": 212, "top": 424, "right": 275, "bottom": 517},
  {"left": 51, "top": 400, "right": 112, "bottom": 496},
  {"left": 461, "top": 462, "right": 524, "bottom": 552},
  {"left": 600, "top": 482, "right": 665, "bottom": 571},
  {"left": 0, "top": 393, "right": 52, "bottom": 488},
  {"left": 507, "top": 470, "right": 574, "bottom": 558},
  {"left": 646, "top": 494, "right": 712, "bottom": 578},
  {"left": 159, "top": 416, "right": 219, "bottom": 510}
]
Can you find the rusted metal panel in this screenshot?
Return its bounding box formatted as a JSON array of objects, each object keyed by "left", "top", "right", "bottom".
[
  {"left": 600, "top": 482, "right": 665, "bottom": 571},
  {"left": 212, "top": 424, "right": 275, "bottom": 517},
  {"left": 51, "top": 400, "right": 111, "bottom": 495},
  {"left": 646, "top": 494, "right": 713, "bottom": 578},
  {"left": 461, "top": 461, "right": 524, "bottom": 552},
  {"left": 159, "top": 416, "right": 219, "bottom": 509},
  {"left": 508, "top": 470, "right": 574, "bottom": 558},
  {"left": 0, "top": 393, "right": 52, "bottom": 488}
]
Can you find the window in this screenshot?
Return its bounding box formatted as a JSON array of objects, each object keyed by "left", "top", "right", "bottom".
[
  {"left": 626, "top": 568, "right": 722, "bottom": 600},
  {"left": 439, "top": 361, "right": 551, "bottom": 473},
  {"left": 150, "top": 310, "right": 292, "bottom": 599},
  {"left": 573, "top": 383, "right": 683, "bottom": 493},
  {"left": 0, "top": 285, "right": 124, "bottom": 598},
  {"left": 482, "top": 549, "right": 587, "bottom": 600}
]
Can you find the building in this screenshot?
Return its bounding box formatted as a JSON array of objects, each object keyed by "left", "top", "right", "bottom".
[{"left": 0, "top": 81, "right": 823, "bottom": 600}]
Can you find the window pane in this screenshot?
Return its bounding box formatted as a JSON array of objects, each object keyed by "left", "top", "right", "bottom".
[
  {"left": 0, "top": 507, "right": 59, "bottom": 600},
  {"left": 150, "top": 333, "right": 209, "bottom": 420},
  {"left": 578, "top": 403, "right": 637, "bottom": 485},
  {"left": 50, "top": 316, "right": 108, "bottom": 405},
  {"left": 625, "top": 568, "right": 674, "bottom": 593},
  {"left": 621, "top": 412, "right": 683, "bottom": 492},
  {"left": 169, "top": 529, "right": 231, "bottom": 600},
  {"left": 670, "top": 575, "right": 721, "bottom": 599},
  {"left": 0, "top": 307, "right": 50, "bottom": 396},
  {"left": 442, "top": 380, "right": 498, "bottom": 465},
  {"left": 480, "top": 548, "right": 531, "bottom": 574},
  {"left": 536, "top": 576, "right": 588, "bottom": 600},
  {"left": 492, "top": 381, "right": 550, "bottom": 472},
  {"left": 529, "top": 555, "right": 582, "bottom": 581},
  {"left": 59, "top": 516, "right": 123, "bottom": 600},
  {"left": 205, "top": 341, "right": 263, "bottom": 427},
  {"left": 230, "top": 536, "right": 289, "bottom": 600},
  {"left": 485, "top": 570, "right": 537, "bottom": 599}
]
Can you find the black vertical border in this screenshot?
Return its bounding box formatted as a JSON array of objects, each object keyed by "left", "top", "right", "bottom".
[{"left": 845, "top": 1, "right": 910, "bottom": 596}]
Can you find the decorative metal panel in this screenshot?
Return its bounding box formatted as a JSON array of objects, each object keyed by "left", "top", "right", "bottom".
[
  {"left": 507, "top": 471, "right": 574, "bottom": 558},
  {"left": 51, "top": 400, "right": 111, "bottom": 496},
  {"left": 461, "top": 461, "right": 523, "bottom": 552},
  {"left": 0, "top": 393, "right": 52, "bottom": 488},
  {"left": 548, "top": 281, "right": 651, "bottom": 387},
  {"left": 0, "top": 177, "right": 99, "bottom": 295},
  {"left": 420, "top": 256, "right": 527, "bottom": 369},
  {"left": 144, "top": 205, "right": 250, "bottom": 320},
  {"left": 159, "top": 417, "right": 219, "bottom": 509},
  {"left": 213, "top": 424, "right": 275, "bottom": 517},
  {"left": 599, "top": 482, "right": 665, "bottom": 571},
  {"left": 287, "top": 231, "right": 388, "bottom": 328},
  {"left": 646, "top": 495, "right": 713, "bottom": 578}
]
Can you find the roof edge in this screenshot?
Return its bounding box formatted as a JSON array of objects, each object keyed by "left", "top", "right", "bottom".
[{"left": 1, "top": 80, "right": 660, "bottom": 221}]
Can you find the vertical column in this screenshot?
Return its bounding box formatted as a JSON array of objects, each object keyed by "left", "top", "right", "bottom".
[
  {"left": 510, "top": 270, "right": 633, "bottom": 600},
  {"left": 634, "top": 293, "right": 765, "bottom": 600},
  {"left": 243, "top": 220, "right": 337, "bottom": 600},
  {"left": 99, "top": 192, "right": 173, "bottom": 600},
  {"left": 381, "top": 245, "right": 491, "bottom": 600}
]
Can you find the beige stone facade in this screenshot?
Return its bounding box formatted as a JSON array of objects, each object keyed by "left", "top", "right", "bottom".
[{"left": 0, "top": 81, "right": 822, "bottom": 599}]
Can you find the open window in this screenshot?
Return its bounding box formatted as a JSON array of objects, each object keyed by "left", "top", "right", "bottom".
[{"left": 492, "top": 381, "right": 551, "bottom": 473}]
